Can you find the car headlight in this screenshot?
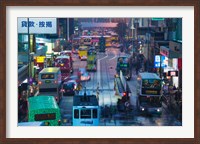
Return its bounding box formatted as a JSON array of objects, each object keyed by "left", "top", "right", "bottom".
[
  {"left": 157, "top": 109, "right": 161, "bottom": 112},
  {"left": 140, "top": 106, "right": 145, "bottom": 111}
]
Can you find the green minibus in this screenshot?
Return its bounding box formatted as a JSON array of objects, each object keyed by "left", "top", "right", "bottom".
[{"left": 28, "top": 96, "right": 61, "bottom": 126}]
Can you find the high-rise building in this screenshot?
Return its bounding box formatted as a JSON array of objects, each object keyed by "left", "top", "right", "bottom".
[{"left": 58, "top": 18, "right": 74, "bottom": 40}]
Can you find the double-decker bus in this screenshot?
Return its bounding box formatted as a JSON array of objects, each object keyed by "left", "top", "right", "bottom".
[
  {"left": 78, "top": 45, "right": 88, "bottom": 60},
  {"left": 72, "top": 91, "right": 100, "bottom": 126},
  {"left": 28, "top": 96, "right": 61, "bottom": 126},
  {"left": 55, "top": 55, "right": 73, "bottom": 80},
  {"left": 136, "top": 72, "right": 162, "bottom": 115},
  {"left": 86, "top": 47, "right": 97, "bottom": 71}
]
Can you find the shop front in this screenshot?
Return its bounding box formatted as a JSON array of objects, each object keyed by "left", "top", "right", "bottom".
[{"left": 160, "top": 45, "right": 181, "bottom": 88}]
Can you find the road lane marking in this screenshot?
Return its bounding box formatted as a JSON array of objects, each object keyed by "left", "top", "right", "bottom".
[
  {"left": 97, "top": 54, "right": 108, "bottom": 88},
  {"left": 109, "top": 55, "right": 117, "bottom": 61}
]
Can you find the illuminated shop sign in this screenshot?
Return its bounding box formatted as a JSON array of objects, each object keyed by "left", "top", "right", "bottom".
[
  {"left": 36, "top": 56, "right": 45, "bottom": 63},
  {"left": 154, "top": 55, "right": 168, "bottom": 68},
  {"left": 168, "top": 71, "right": 178, "bottom": 76}
]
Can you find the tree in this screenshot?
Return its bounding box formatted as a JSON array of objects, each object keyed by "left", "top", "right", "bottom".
[{"left": 114, "top": 22, "right": 128, "bottom": 41}]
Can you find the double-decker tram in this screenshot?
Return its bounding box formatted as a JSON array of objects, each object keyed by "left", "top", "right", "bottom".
[
  {"left": 104, "top": 35, "right": 112, "bottom": 47},
  {"left": 78, "top": 45, "right": 88, "bottom": 60},
  {"left": 72, "top": 91, "right": 100, "bottom": 126},
  {"left": 81, "top": 36, "right": 92, "bottom": 46},
  {"left": 136, "top": 72, "right": 162, "bottom": 115},
  {"left": 86, "top": 47, "right": 97, "bottom": 71}
]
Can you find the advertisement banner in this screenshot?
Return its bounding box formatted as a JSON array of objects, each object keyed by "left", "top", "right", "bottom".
[
  {"left": 18, "top": 18, "right": 57, "bottom": 34},
  {"left": 154, "top": 55, "right": 168, "bottom": 68}
]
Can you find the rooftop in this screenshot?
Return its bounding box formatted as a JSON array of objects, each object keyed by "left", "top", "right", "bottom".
[
  {"left": 139, "top": 72, "right": 160, "bottom": 80},
  {"left": 28, "top": 96, "right": 59, "bottom": 111},
  {"left": 73, "top": 95, "right": 98, "bottom": 106},
  {"left": 81, "top": 22, "right": 118, "bottom": 28}
]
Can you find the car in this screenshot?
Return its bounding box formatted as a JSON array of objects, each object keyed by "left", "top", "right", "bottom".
[
  {"left": 62, "top": 75, "right": 81, "bottom": 84},
  {"left": 61, "top": 80, "right": 78, "bottom": 96},
  {"left": 78, "top": 68, "right": 91, "bottom": 81}
]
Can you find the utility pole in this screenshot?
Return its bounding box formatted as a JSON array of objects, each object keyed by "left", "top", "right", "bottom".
[
  {"left": 147, "top": 18, "right": 150, "bottom": 72},
  {"left": 67, "top": 18, "right": 69, "bottom": 41},
  {"left": 27, "top": 18, "right": 30, "bottom": 97}
]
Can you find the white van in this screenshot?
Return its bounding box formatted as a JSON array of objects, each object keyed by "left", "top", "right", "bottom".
[{"left": 38, "top": 67, "right": 62, "bottom": 103}]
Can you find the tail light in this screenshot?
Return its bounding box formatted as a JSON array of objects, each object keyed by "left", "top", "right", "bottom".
[
  {"left": 58, "top": 120, "right": 61, "bottom": 126},
  {"left": 38, "top": 81, "right": 42, "bottom": 85},
  {"left": 123, "top": 92, "right": 127, "bottom": 97}
]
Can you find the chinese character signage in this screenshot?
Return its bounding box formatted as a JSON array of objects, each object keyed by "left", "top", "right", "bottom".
[
  {"left": 154, "top": 55, "right": 168, "bottom": 68},
  {"left": 18, "top": 18, "right": 57, "bottom": 34}
]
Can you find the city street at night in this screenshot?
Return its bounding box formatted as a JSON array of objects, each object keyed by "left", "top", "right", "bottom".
[{"left": 18, "top": 18, "right": 182, "bottom": 126}]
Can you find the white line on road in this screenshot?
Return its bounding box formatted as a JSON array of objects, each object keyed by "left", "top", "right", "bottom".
[
  {"left": 97, "top": 54, "right": 108, "bottom": 88},
  {"left": 109, "top": 54, "right": 117, "bottom": 61}
]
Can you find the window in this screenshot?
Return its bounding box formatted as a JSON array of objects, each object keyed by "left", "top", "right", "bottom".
[
  {"left": 61, "top": 69, "right": 70, "bottom": 73},
  {"left": 64, "top": 82, "right": 75, "bottom": 89},
  {"left": 41, "top": 74, "right": 54, "bottom": 79},
  {"left": 74, "top": 109, "right": 79, "bottom": 119},
  {"left": 35, "top": 113, "right": 56, "bottom": 121},
  {"left": 92, "top": 109, "right": 98, "bottom": 118},
  {"left": 142, "top": 79, "right": 161, "bottom": 89},
  {"left": 56, "top": 58, "right": 69, "bottom": 64},
  {"left": 81, "top": 109, "right": 91, "bottom": 119}
]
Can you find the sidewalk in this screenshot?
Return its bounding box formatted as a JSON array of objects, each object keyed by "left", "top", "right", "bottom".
[{"left": 162, "top": 92, "right": 182, "bottom": 122}]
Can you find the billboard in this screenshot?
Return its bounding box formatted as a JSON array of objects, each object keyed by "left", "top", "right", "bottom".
[
  {"left": 18, "top": 18, "right": 57, "bottom": 34},
  {"left": 154, "top": 55, "right": 168, "bottom": 68}
]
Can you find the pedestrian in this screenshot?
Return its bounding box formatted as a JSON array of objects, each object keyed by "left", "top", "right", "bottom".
[
  {"left": 163, "top": 83, "right": 169, "bottom": 95},
  {"left": 173, "top": 84, "right": 177, "bottom": 90},
  {"left": 135, "top": 62, "right": 139, "bottom": 75}
]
